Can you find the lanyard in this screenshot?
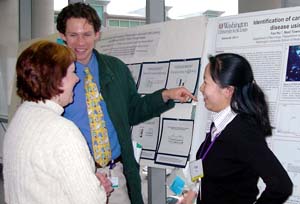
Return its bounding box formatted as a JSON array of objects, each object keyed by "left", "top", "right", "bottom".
[{"left": 198, "top": 132, "right": 221, "bottom": 160}]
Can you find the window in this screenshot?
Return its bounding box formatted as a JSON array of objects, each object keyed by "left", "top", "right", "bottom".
[
  {"left": 54, "top": 0, "right": 238, "bottom": 28},
  {"left": 120, "top": 20, "right": 130, "bottom": 27},
  {"left": 109, "top": 20, "right": 120, "bottom": 27},
  {"left": 130, "top": 21, "right": 140, "bottom": 27},
  {"left": 92, "top": 5, "right": 104, "bottom": 20}
]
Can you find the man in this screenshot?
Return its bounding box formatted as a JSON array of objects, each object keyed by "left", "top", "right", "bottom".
[{"left": 56, "top": 3, "right": 196, "bottom": 204}]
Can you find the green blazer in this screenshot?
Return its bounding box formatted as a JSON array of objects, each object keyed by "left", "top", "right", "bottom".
[{"left": 95, "top": 50, "right": 174, "bottom": 204}]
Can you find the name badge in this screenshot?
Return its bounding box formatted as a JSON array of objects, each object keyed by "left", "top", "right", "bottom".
[
  {"left": 189, "top": 159, "right": 203, "bottom": 182},
  {"left": 109, "top": 176, "right": 119, "bottom": 189}
]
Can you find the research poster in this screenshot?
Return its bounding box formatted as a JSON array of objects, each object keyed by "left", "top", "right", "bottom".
[
  {"left": 97, "top": 16, "right": 207, "bottom": 168},
  {"left": 196, "top": 7, "right": 300, "bottom": 203}
]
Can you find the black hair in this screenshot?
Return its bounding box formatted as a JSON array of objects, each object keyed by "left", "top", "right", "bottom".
[
  {"left": 56, "top": 2, "right": 101, "bottom": 34},
  {"left": 209, "top": 53, "right": 272, "bottom": 136}
]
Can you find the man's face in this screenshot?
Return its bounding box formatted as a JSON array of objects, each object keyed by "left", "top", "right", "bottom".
[{"left": 60, "top": 18, "right": 100, "bottom": 65}]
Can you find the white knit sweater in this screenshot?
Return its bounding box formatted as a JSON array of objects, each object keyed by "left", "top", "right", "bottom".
[{"left": 3, "top": 100, "right": 106, "bottom": 204}]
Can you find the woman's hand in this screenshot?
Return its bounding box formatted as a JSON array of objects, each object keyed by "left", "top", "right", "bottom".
[
  {"left": 177, "top": 190, "right": 197, "bottom": 204},
  {"left": 96, "top": 172, "right": 114, "bottom": 197}
]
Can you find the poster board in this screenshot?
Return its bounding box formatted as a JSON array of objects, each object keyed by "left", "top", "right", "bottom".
[{"left": 97, "top": 16, "right": 208, "bottom": 169}]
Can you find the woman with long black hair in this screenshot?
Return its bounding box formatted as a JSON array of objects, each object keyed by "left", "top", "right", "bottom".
[{"left": 193, "top": 53, "right": 292, "bottom": 204}]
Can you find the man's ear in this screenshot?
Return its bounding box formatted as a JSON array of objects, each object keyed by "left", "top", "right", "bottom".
[
  {"left": 59, "top": 32, "right": 66, "bottom": 42},
  {"left": 95, "top": 31, "right": 101, "bottom": 41}
]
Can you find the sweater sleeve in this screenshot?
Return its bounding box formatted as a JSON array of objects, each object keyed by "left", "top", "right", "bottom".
[
  {"left": 236, "top": 123, "right": 293, "bottom": 204},
  {"left": 53, "top": 123, "right": 107, "bottom": 204}
]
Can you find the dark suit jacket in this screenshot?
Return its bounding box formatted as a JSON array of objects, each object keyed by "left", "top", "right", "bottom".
[{"left": 196, "top": 114, "right": 292, "bottom": 204}]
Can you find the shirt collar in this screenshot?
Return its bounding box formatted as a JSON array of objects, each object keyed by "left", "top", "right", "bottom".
[
  {"left": 75, "top": 52, "right": 97, "bottom": 72},
  {"left": 211, "top": 106, "right": 237, "bottom": 136}
]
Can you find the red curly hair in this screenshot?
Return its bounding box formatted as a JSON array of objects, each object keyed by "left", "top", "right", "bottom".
[{"left": 16, "top": 40, "right": 76, "bottom": 102}]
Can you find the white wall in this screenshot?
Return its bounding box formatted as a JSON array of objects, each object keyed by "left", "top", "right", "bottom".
[{"left": 0, "top": 0, "right": 19, "bottom": 162}]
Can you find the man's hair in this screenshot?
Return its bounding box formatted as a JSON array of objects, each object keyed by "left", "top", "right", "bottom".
[{"left": 56, "top": 2, "right": 101, "bottom": 34}]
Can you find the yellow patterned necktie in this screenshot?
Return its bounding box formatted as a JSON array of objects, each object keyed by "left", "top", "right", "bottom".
[{"left": 84, "top": 67, "right": 111, "bottom": 167}]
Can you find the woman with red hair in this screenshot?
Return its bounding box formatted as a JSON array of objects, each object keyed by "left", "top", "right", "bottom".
[{"left": 3, "top": 40, "right": 111, "bottom": 204}]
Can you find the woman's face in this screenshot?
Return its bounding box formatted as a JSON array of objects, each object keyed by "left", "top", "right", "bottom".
[
  {"left": 200, "top": 64, "right": 232, "bottom": 112},
  {"left": 58, "top": 63, "right": 79, "bottom": 107}
]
